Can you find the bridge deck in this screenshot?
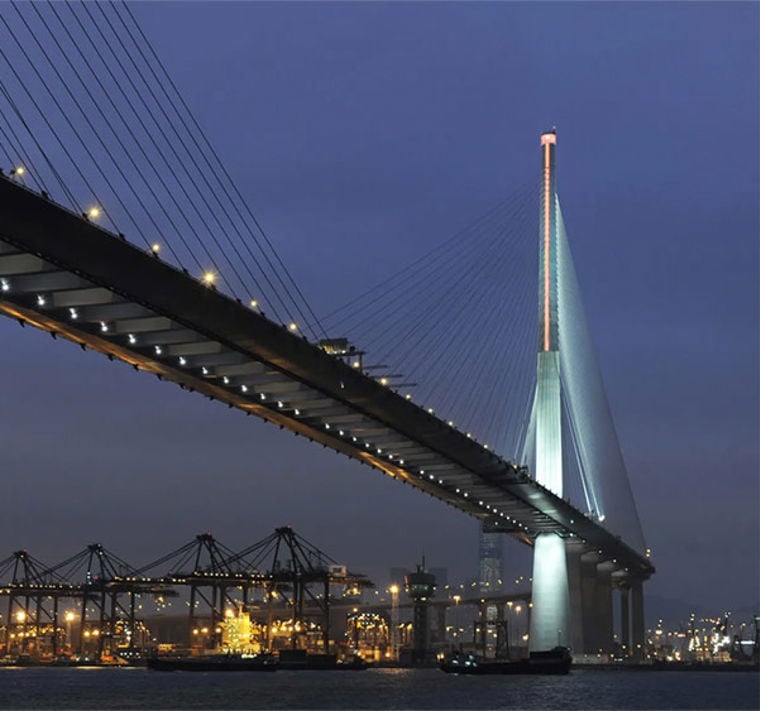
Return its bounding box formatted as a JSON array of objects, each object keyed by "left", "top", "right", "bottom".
[{"left": 0, "top": 177, "right": 653, "bottom": 580}]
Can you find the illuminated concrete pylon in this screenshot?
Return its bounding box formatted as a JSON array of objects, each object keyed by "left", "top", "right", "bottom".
[{"left": 528, "top": 129, "right": 570, "bottom": 652}]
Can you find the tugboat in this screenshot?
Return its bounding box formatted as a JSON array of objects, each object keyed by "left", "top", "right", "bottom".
[
  {"left": 440, "top": 646, "right": 572, "bottom": 675},
  {"left": 147, "top": 652, "right": 278, "bottom": 672}
]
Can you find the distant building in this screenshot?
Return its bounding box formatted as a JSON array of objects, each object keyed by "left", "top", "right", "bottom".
[{"left": 478, "top": 525, "right": 503, "bottom": 591}]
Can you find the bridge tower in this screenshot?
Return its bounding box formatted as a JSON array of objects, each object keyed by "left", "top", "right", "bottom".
[{"left": 528, "top": 129, "right": 571, "bottom": 652}]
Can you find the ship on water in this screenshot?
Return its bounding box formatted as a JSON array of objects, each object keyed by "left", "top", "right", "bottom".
[
  {"left": 439, "top": 646, "right": 572, "bottom": 675},
  {"left": 146, "top": 649, "right": 367, "bottom": 672}
]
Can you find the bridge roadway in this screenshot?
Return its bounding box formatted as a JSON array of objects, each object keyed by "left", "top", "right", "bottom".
[{"left": 0, "top": 177, "right": 653, "bottom": 581}]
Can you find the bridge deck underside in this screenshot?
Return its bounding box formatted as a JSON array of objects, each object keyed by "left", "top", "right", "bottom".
[{"left": 0, "top": 177, "right": 653, "bottom": 579}]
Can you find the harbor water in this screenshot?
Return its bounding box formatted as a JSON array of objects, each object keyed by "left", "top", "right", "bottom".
[{"left": 0, "top": 667, "right": 757, "bottom": 709}]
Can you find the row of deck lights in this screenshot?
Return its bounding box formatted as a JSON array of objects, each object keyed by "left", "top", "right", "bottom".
[
  {"left": 9, "top": 174, "right": 646, "bottom": 563},
  {"left": 19, "top": 280, "right": 532, "bottom": 536},
  {"left": 5, "top": 171, "right": 273, "bottom": 323},
  {"left": 6, "top": 174, "right": 491, "bottom": 455},
  {"left": 3, "top": 175, "right": 608, "bottom": 547}
]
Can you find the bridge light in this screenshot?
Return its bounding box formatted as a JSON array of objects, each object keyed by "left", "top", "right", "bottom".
[
  {"left": 87, "top": 206, "right": 101, "bottom": 219},
  {"left": 379, "top": 377, "right": 388, "bottom": 386},
  {"left": 223, "top": 376, "right": 230, "bottom": 384},
  {"left": 151, "top": 243, "right": 161, "bottom": 254},
  {"left": 294, "top": 408, "right": 300, "bottom": 415},
  {"left": 241, "top": 385, "right": 248, "bottom": 392},
  {"left": 128, "top": 334, "right": 137, "bottom": 345},
  {"left": 405, "top": 393, "right": 412, "bottom": 400},
  {"left": 288, "top": 322, "right": 298, "bottom": 332},
  {"left": 325, "top": 423, "right": 331, "bottom": 430},
  {"left": 0, "top": 279, "right": 9, "bottom": 292},
  {"left": 427, "top": 407, "right": 434, "bottom": 414},
  {"left": 36, "top": 295, "right": 46, "bottom": 307},
  {"left": 154, "top": 346, "right": 162, "bottom": 355},
  {"left": 201, "top": 366, "right": 209, "bottom": 375},
  {"left": 277, "top": 401, "right": 284, "bottom": 409},
  {"left": 11, "top": 166, "right": 25, "bottom": 177},
  {"left": 259, "top": 393, "right": 266, "bottom": 401},
  {"left": 178, "top": 357, "right": 187, "bottom": 366},
  {"left": 250, "top": 299, "right": 258, "bottom": 308},
  {"left": 69, "top": 308, "right": 78, "bottom": 320},
  {"left": 338, "top": 429, "right": 344, "bottom": 436},
  {"left": 353, "top": 361, "right": 361, "bottom": 369},
  {"left": 203, "top": 271, "right": 216, "bottom": 286},
  {"left": 399, "top": 459, "right": 404, "bottom": 465}
]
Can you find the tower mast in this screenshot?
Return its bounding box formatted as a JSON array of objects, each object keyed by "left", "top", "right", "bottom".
[{"left": 529, "top": 129, "right": 570, "bottom": 652}]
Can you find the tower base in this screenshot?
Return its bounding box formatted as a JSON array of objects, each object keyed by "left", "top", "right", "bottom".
[{"left": 529, "top": 533, "right": 570, "bottom": 651}]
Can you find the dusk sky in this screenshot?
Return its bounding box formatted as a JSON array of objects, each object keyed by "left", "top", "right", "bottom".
[{"left": 0, "top": 2, "right": 757, "bottom": 619}]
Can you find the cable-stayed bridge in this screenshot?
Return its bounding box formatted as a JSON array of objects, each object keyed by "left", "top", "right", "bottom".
[{"left": 0, "top": 2, "right": 653, "bottom": 658}]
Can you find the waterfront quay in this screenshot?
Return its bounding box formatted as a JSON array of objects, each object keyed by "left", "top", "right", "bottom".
[{"left": 1, "top": 528, "right": 757, "bottom": 670}]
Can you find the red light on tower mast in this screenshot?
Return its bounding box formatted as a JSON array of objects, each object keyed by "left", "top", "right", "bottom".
[{"left": 540, "top": 129, "right": 557, "bottom": 351}]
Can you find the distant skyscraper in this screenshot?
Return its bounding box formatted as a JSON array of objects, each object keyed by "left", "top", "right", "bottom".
[{"left": 478, "top": 524, "right": 503, "bottom": 591}]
